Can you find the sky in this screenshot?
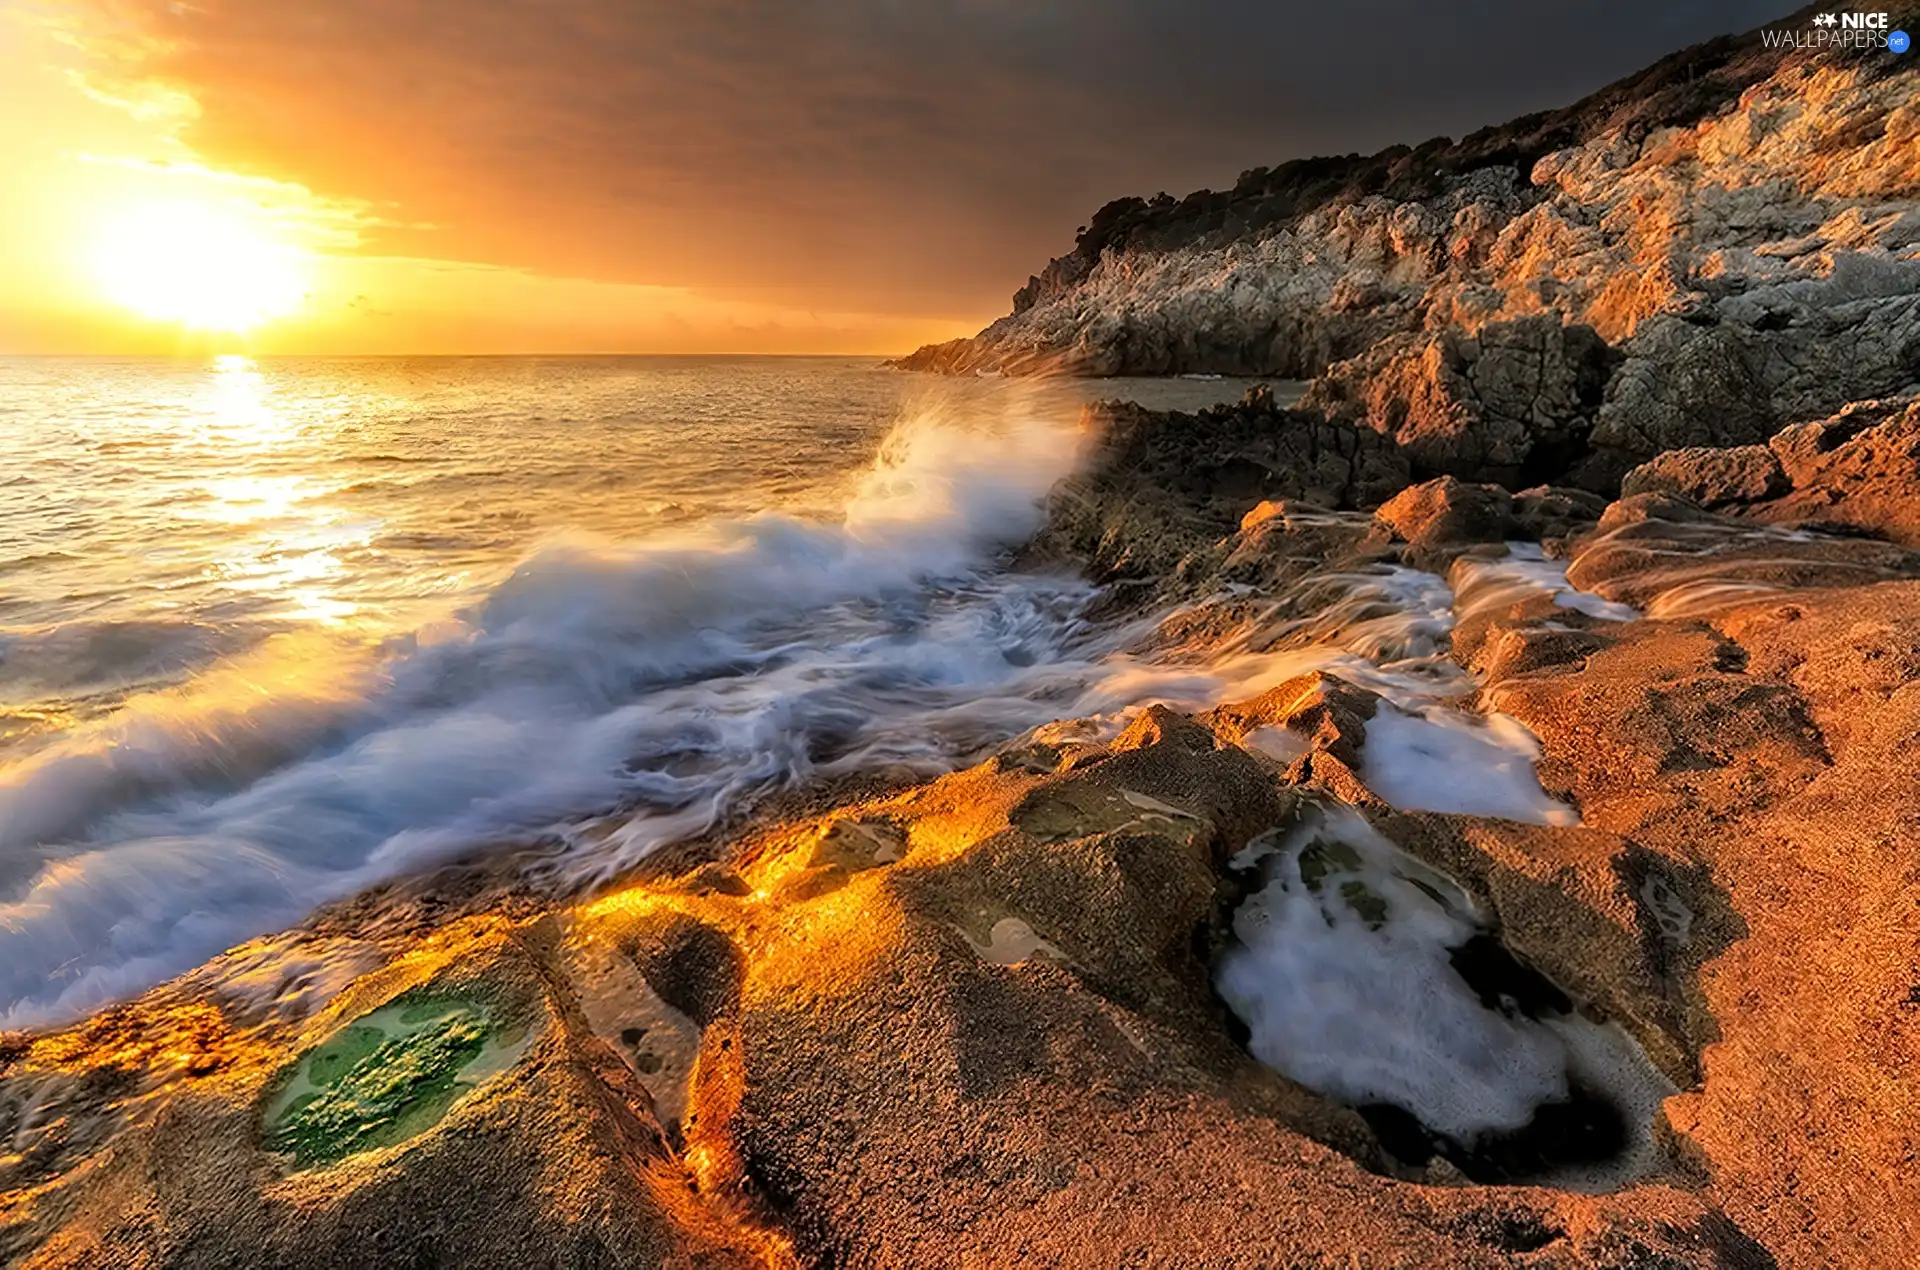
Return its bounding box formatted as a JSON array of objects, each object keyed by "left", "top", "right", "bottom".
[{"left": 0, "top": 0, "right": 1793, "bottom": 355}]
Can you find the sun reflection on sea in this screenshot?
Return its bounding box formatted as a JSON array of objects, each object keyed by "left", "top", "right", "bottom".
[
  {"left": 190, "top": 354, "right": 297, "bottom": 449},
  {"left": 180, "top": 357, "right": 369, "bottom": 626}
]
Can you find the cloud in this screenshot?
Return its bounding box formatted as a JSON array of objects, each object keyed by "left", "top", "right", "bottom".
[{"left": 64, "top": 0, "right": 1793, "bottom": 318}]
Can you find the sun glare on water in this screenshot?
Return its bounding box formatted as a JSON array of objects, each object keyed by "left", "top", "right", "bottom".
[{"left": 89, "top": 199, "right": 310, "bottom": 332}]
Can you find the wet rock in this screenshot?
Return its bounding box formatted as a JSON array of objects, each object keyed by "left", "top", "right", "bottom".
[
  {"left": 1203, "top": 671, "right": 1380, "bottom": 769},
  {"left": 1631, "top": 396, "right": 1920, "bottom": 547},
  {"left": 0, "top": 923, "right": 775, "bottom": 1269},
  {"left": 1567, "top": 496, "right": 1920, "bottom": 615},
  {"left": 1511, "top": 484, "right": 1610, "bottom": 543},
  {"left": 617, "top": 914, "right": 744, "bottom": 1029},
  {"left": 1372, "top": 476, "right": 1520, "bottom": 563},
  {"left": 1470, "top": 624, "right": 1613, "bottom": 685},
  {"left": 260, "top": 994, "right": 513, "bottom": 1170},
  {"left": 1025, "top": 389, "right": 1410, "bottom": 587},
  {"left": 696, "top": 714, "right": 1734, "bottom": 1266},
  {"left": 1193, "top": 497, "right": 1385, "bottom": 599},
  {"left": 3, "top": 666, "right": 1790, "bottom": 1266},
  {"left": 1620, "top": 445, "right": 1790, "bottom": 508}
]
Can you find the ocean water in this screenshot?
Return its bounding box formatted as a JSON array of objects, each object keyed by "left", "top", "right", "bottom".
[{"left": 0, "top": 354, "right": 1290, "bottom": 1025}]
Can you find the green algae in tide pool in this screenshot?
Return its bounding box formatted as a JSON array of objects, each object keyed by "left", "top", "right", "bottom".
[{"left": 262, "top": 995, "right": 531, "bottom": 1169}]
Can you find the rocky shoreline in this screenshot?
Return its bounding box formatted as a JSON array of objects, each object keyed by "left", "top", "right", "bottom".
[
  {"left": 5, "top": 8, "right": 1920, "bottom": 1269},
  {"left": 15, "top": 398, "right": 1920, "bottom": 1266}
]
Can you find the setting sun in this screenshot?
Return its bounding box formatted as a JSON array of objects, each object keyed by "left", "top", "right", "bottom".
[{"left": 88, "top": 199, "right": 310, "bottom": 332}]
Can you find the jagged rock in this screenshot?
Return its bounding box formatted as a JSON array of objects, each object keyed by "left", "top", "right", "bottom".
[
  {"left": 1621, "top": 396, "right": 1920, "bottom": 545},
  {"left": 1024, "top": 390, "right": 1410, "bottom": 585},
  {"left": 1511, "top": 485, "right": 1611, "bottom": 541},
  {"left": 1303, "top": 317, "right": 1617, "bottom": 487},
  {"left": 1373, "top": 477, "right": 1519, "bottom": 551},
  {"left": 1754, "top": 396, "right": 1920, "bottom": 543},
  {"left": 1470, "top": 624, "right": 1613, "bottom": 685},
  {"left": 1589, "top": 319, "right": 1776, "bottom": 458},
  {"left": 1203, "top": 671, "right": 1381, "bottom": 768}
]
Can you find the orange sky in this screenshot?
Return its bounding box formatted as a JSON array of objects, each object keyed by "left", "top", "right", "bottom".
[
  {"left": 0, "top": 4, "right": 987, "bottom": 354},
  {"left": 1, "top": 0, "right": 1786, "bottom": 356}
]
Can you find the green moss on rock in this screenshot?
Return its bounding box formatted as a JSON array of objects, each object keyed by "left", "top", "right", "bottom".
[{"left": 263, "top": 997, "right": 522, "bottom": 1170}]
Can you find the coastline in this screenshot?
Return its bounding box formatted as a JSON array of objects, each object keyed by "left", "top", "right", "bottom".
[
  {"left": 9, "top": 383, "right": 1920, "bottom": 1265},
  {"left": 6, "top": 7, "right": 1920, "bottom": 1267}
]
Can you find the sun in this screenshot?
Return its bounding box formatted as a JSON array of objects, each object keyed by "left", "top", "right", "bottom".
[{"left": 89, "top": 199, "right": 310, "bottom": 333}]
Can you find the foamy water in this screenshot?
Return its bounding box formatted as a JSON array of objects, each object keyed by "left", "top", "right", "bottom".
[{"left": 0, "top": 355, "right": 1288, "bottom": 1026}]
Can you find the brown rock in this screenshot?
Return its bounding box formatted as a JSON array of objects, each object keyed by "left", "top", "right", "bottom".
[
  {"left": 1569, "top": 495, "right": 1920, "bottom": 614},
  {"left": 1620, "top": 445, "right": 1788, "bottom": 507},
  {"left": 1374, "top": 476, "right": 1519, "bottom": 553},
  {"left": 1203, "top": 671, "right": 1381, "bottom": 768},
  {"left": 1755, "top": 397, "right": 1920, "bottom": 545},
  {"left": 1024, "top": 391, "right": 1410, "bottom": 589},
  {"left": 1511, "top": 485, "right": 1610, "bottom": 542},
  {"left": 1485, "top": 580, "right": 1920, "bottom": 1265},
  {"left": 1303, "top": 317, "right": 1616, "bottom": 489}
]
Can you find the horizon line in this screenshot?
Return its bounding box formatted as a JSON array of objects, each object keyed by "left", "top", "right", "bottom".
[{"left": 0, "top": 349, "right": 917, "bottom": 360}]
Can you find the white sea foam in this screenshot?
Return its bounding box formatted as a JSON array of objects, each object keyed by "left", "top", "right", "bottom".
[
  {"left": 1453, "top": 544, "right": 1639, "bottom": 625},
  {"left": 0, "top": 401, "right": 1113, "bottom": 1027},
  {"left": 1216, "top": 809, "right": 1672, "bottom": 1189},
  {"left": 1360, "top": 706, "right": 1578, "bottom": 826},
  {"left": 0, "top": 437, "right": 1596, "bottom": 1032}
]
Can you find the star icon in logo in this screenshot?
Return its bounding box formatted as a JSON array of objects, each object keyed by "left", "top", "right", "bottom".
[{"left": 1813, "top": 12, "right": 1838, "bottom": 25}]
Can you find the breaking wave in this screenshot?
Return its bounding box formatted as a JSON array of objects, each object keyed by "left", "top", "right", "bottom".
[{"left": 0, "top": 401, "right": 1108, "bottom": 1025}]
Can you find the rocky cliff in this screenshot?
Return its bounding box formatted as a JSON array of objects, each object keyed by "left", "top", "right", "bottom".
[{"left": 897, "top": 5, "right": 1919, "bottom": 489}]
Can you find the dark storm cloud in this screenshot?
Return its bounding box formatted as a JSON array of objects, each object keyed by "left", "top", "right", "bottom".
[{"left": 86, "top": 0, "right": 1795, "bottom": 315}]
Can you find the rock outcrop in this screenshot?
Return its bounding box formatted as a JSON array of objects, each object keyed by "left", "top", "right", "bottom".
[
  {"left": 895, "top": 7, "right": 1920, "bottom": 485},
  {"left": 13, "top": 475, "right": 1920, "bottom": 1265},
  {"left": 1300, "top": 316, "right": 1620, "bottom": 488},
  {"left": 1023, "top": 387, "right": 1409, "bottom": 585},
  {"left": 1623, "top": 394, "right": 1920, "bottom": 544}
]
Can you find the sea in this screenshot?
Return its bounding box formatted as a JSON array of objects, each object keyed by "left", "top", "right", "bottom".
[{"left": 0, "top": 354, "right": 1285, "bottom": 1026}]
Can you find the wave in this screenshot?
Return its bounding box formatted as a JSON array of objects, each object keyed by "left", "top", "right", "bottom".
[{"left": 0, "top": 396, "right": 1093, "bottom": 1027}]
